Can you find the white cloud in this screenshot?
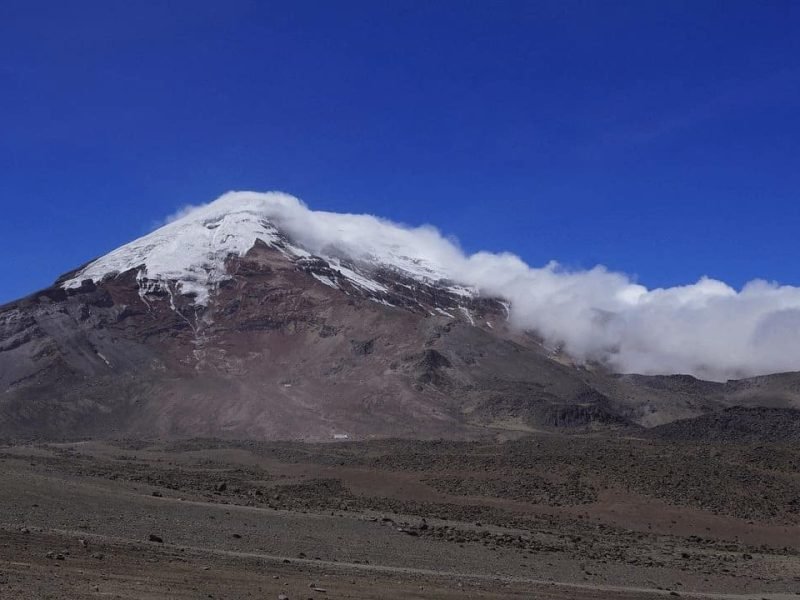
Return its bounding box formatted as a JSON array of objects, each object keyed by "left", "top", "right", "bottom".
[{"left": 156, "top": 191, "right": 800, "bottom": 380}]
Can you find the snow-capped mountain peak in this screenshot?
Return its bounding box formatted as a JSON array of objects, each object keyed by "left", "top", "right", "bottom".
[{"left": 62, "top": 192, "right": 471, "bottom": 306}]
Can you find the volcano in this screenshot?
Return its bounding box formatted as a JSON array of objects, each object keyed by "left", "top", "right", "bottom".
[{"left": 2, "top": 192, "right": 799, "bottom": 440}]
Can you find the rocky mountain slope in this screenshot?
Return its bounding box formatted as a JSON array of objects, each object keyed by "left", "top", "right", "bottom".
[{"left": 2, "top": 193, "right": 800, "bottom": 440}]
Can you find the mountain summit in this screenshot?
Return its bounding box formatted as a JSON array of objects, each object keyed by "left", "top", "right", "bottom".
[
  {"left": 62, "top": 192, "right": 467, "bottom": 308},
  {"left": 2, "top": 192, "right": 800, "bottom": 440}
]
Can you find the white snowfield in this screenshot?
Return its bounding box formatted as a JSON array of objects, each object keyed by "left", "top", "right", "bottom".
[{"left": 62, "top": 192, "right": 472, "bottom": 306}]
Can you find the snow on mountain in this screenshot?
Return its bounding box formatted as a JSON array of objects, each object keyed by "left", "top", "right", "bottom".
[
  {"left": 62, "top": 192, "right": 473, "bottom": 306},
  {"left": 46, "top": 190, "right": 800, "bottom": 380}
]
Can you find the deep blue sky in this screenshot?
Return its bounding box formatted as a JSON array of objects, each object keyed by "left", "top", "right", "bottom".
[{"left": 2, "top": 1, "right": 799, "bottom": 303}]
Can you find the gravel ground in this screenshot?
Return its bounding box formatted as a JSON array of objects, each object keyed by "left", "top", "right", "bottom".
[{"left": 0, "top": 436, "right": 798, "bottom": 599}]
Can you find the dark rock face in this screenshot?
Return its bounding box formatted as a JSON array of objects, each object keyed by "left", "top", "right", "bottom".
[
  {"left": 537, "top": 399, "right": 629, "bottom": 428},
  {"left": 2, "top": 241, "right": 800, "bottom": 441},
  {"left": 350, "top": 339, "right": 375, "bottom": 356}
]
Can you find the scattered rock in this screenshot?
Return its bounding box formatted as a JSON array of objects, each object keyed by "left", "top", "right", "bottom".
[{"left": 350, "top": 339, "right": 374, "bottom": 356}]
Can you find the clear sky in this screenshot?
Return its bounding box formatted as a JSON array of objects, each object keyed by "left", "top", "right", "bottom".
[{"left": 1, "top": 1, "right": 799, "bottom": 304}]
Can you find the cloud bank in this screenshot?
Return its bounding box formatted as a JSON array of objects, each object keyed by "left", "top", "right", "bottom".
[{"left": 170, "top": 192, "right": 800, "bottom": 381}]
